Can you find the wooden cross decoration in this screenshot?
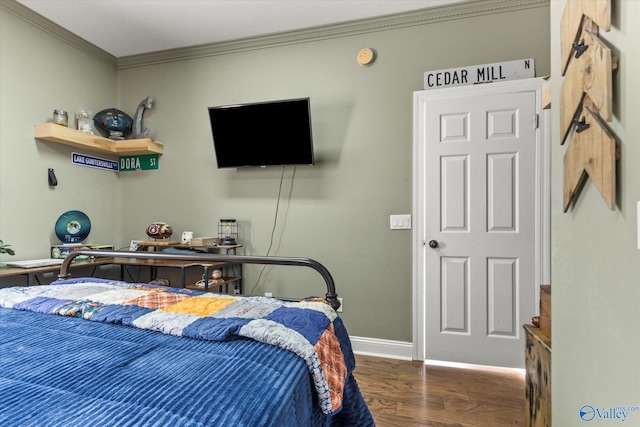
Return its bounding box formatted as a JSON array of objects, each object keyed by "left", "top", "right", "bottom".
[{"left": 560, "top": 0, "right": 618, "bottom": 211}]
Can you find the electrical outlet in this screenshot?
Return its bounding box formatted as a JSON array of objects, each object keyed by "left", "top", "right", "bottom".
[
  {"left": 337, "top": 297, "right": 343, "bottom": 313},
  {"left": 264, "top": 292, "right": 273, "bottom": 298}
]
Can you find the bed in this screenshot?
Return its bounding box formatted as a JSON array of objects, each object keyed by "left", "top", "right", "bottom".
[{"left": 0, "top": 250, "right": 374, "bottom": 426}]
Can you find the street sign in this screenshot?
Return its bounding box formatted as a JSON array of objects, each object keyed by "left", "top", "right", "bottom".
[
  {"left": 72, "top": 152, "right": 118, "bottom": 171},
  {"left": 424, "top": 58, "right": 535, "bottom": 90},
  {"left": 119, "top": 154, "right": 159, "bottom": 171}
]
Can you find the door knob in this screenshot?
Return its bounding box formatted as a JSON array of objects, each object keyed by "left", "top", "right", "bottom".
[{"left": 428, "top": 240, "right": 439, "bottom": 248}]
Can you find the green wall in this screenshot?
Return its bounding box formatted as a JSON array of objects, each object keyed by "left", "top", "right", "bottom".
[
  {"left": 0, "top": 0, "right": 550, "bottom": 342},
  {"left": 550, "top": 0, "right": 640, "bottom": 425},
  {"left": 0, "top": 1, "right": 119, "bottom": 267}
]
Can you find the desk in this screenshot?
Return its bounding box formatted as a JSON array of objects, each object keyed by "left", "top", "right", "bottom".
[
  {"left": 135, "top": 242, "right": 243, "bottom": 292},
  {"left": 0, "top": 256, "right": 242, "bottom": 293},
  {"left": 0, "top": 258, "right": 114, "bottom": 285},
  {"left": 111, "top": 257, "right": 241, "bottom": 292}
]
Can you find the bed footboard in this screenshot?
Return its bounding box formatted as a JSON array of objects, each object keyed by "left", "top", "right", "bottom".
[{"left": 58, "top": 250, "right": 341, "bottom": 310}]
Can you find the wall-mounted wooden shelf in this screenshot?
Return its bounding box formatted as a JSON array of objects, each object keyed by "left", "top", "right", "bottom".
[{"left": 35, "top": 123, "right": 163, "bottom": 156}]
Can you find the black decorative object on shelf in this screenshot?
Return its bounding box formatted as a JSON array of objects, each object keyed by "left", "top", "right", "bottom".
[{"left": 94, "top": 108, "right": 133, "bottom": 140}]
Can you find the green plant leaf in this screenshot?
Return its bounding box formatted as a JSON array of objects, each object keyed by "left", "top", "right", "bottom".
[{"left": 0, "top": 240, "right": 15, "bottom": 256}]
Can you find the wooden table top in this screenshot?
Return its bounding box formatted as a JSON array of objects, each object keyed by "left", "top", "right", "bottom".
[{"left": 0, "top": 258, "right": 114, "bottom": 278}]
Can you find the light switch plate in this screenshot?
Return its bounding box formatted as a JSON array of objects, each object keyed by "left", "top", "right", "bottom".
[{"left": 390, "top": 214, "right": 412, "bottom": 230}]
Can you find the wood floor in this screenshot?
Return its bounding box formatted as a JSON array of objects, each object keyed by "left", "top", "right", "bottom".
[{"left": 353, "top": 354, "right": 526, "bottom": 427}]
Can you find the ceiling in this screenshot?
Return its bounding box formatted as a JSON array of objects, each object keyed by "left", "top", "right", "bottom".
[{"left": 17, "top": 0, "right": 468, "bottom": 57}]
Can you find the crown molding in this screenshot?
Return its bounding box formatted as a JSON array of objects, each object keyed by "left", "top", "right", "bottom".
[
  {"left": 117, "top": 0, "right": 548, "bottom": 69},
  {"left": 2, "top": 0, "right": 548, "bottom": 71},
  {"left": 1, "top": 0, "right": 117, "bottom": 68}
]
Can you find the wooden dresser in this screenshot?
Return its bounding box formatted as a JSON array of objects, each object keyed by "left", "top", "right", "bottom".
[{"left": 525, "top": 285, "right": 551, "bottom": 427}]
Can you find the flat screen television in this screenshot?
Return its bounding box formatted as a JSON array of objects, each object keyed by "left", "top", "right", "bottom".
[{"left": 208, "top": 98, "right": 314, "bottom": 168}]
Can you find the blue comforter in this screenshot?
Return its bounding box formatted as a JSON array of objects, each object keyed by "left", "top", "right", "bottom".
[{"left": 0, "top": 280, "right": 375, "bottom": 426}]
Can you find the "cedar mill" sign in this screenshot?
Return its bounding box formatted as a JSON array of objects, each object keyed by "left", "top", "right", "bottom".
[{"left": 424, "top": 58, "right": 535, "bottom": 90}]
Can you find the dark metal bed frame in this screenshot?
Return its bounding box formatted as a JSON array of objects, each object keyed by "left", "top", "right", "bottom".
[{"left": 58, "top": 250, "right": 341, "bottom": 310}]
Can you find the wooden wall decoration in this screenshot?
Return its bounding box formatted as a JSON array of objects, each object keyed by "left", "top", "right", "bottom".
[
  {"left": 560, "top": 0, "right": 610, "bottom": 75},
  {"left": 560, "top": 0, "right": 617, "bottom": 211},
  {"left": 563, "top": 103, "right": 617, "bottom": 211},
  {"left": 560, "top": 20, "right": 613, "bottom": 143}
]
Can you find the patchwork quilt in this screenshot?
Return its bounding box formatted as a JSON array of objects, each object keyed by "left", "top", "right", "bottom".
[{"left": 0, "top": 278, "right": 355, "bottom": 416}]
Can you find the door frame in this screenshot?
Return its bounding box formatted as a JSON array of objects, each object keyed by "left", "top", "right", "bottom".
[{"left": 411, "top": 78, "right": 551, "bottom": 361}]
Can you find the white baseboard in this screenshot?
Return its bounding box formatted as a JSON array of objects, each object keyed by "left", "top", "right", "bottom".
[
  {"left": 349, "top": 337, "right": 524, "bottom": 374},
  {"left": 350, "top": 336, "right": 413, "bottom": 360}
]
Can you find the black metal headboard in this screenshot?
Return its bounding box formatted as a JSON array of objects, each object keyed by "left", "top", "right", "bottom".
[{"left": 58, "top": 250, "right": 340, "bottom": 310}]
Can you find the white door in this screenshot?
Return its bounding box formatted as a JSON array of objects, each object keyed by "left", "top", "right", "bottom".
[{"left": 413, "top": 80, "right": 543, "bottom": 368}]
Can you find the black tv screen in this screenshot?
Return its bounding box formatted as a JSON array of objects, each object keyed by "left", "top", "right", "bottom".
[{"left": 208, "top": 98, "right": 314, "bottom": 168}]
